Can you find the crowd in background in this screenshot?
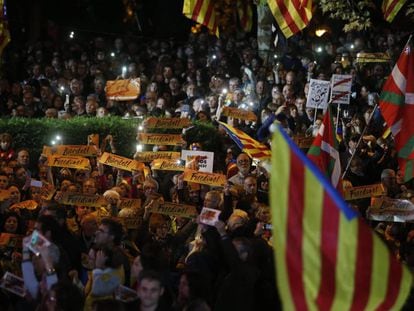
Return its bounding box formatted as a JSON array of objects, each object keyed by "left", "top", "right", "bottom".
[{"left": 0, "top": 24, "right": 414, "bottom": 310}]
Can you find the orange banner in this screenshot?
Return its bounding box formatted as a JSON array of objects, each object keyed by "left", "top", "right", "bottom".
[
  {"left": 222, "top": 107, "right": 257, "bottom": 121},
  {"left": 58, "top": 193, "right": 108, "bottom": 207},
  {"left": 10, "top": 200, "right": 38, "bottom": 210},
  {"left": 344, "top": 184, "right": 385, "bottom": 201},
  {"left": 47, "top": 155, "right": 90, "bottom": 170},
  {"left": 138, "top": 133, "right": 184, "bottom": 146},
  {"left": 105, "top": 79, "right": 141, "bottom": 101},
  {"left": 145, "top": 117, "right": 191, "bottom": 129},
  {"left": 119, "top": 198, "right": 142, "bottom": 210},
  {"left": 56, "top": 145, "right": 97, "bottom": 157},
  {"left": 99, "top": 152, "right": 144, "bottom": 172},
  {"left": 134, "top": 151, "right": 181, "bottom": 163},
  {"left": 183, "top": 169, "right": 226, "bottom": 187},
  {"left": 150, "top": 202, "right": 198, "bottom": 219},
  {"left": 42, "top": 146, "right": 54, "bottom": 156},
  {"left": 151, "top": 159, "right": 185, "bottom": 171}
]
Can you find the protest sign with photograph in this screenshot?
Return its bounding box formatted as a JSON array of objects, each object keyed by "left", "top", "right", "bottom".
[
  {"left": 0, "top": 272, "right": 26, "bottom": 297},
  {"left": 199, "top": 207, "right": 221, "bottom": 226},
  {"left": 306, "top": 79, "right": 331, "bottom": 110},
  {"left": 181, "top": 150, "right": 214, "bottom": 173},
  {"left": 26, "top": 230, "right": 51, "bottom": 256}
]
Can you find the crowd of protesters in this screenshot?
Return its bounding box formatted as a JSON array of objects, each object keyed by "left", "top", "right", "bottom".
[{"left": 0, "top": 23, "right": 414, "bottom": 310}]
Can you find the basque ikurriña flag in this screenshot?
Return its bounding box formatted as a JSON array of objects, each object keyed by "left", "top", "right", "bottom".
[
  {"left": 271, "top": 125, "right": 412, "bottom": 311},
  {"left": 379, "top": 37, "right": 414, "bottom": 181},
  {"left": 307, "top": 106, "right": 342, "bottom": 189}
]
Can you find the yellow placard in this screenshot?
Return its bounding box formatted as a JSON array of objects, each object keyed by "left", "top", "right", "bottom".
[
  {"left": 355, "top": 52, "right": 390, "bottom": 63},
  {"left": 88, "top": 134, "right": 100, "bottom": 147},
  {"left": 222, "top": 107, "right": 257, "bottom": 122},
  {"left": 99, "top": 152, "right": 144, "bottom": 172},
  {"left": 293, "top": 136, "right": 314, "bottom": 149},
  {"left": 119, "top": 198, "right": 142, "bottom": 210},
  {"left": 10, "top": 200, "right": 38, "bottom": 210},
  {"left": 135, "top": 151, "right": 181, "bottom": 163},
  {"left": 183, "top": 169, "right": 226, "bottom": 187},
  {"left": 105, "top": 78, "right": 141, "bottom": 101},
  {"left": 145, "top": 117, "right": 191, "bottom": 129},
  {"left": 344, "top": 184, "right": 385, "bottom": 201},
  {"left": 138, "top": 133, "right": 184, "bottom": 146},
  {"left": 42, "top": 146, "right": 54, "bottom": 156},
  {"left": 151, "top": 159, "right": 185, "bottom": 171},
  {"left": 122, "top": 218, "right": 143, "bottom": 230},
  {"left": 150, "top": 202, "right": 198, "bottom": 219},
  {"left": 56, "top": 145, "right": 98, "bottom": 157},
  {"left": 58, "top": 193, "right": 108, "bottom": 207},
  {"left": 47, "top": 155, "right": 90, "bottom": 170}
]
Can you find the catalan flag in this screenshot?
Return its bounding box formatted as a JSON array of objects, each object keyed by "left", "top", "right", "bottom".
[
  {"left": 379, "top": 37, "right": 414, "bottom": 181},
  {"left": 382, "top": 0, "right": 408, "bottom": 23},
  {"left": 267, "top": 0, "right": 313, "bottom": 39},
  {"left": 237, "top": 0, "right": 253, "bottom": 33},
  {"left": 271, "top": 125, "right": 412, "bottom": 311},
  {"left": 218, "top": 121, "right": 271, "bottom": 161},
  {"left": 0, "top": 0, "right": 10, "bottom": 56},
  {"left": 308, "top": 106, "right": 342, "bottom": 189},
  {"left": 183, "top": 0, "right": 219, "bottom": 37}
]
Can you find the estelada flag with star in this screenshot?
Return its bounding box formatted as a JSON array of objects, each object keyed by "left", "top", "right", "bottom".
[{"left": 379, "top": 36, "right": 414, "bottom": 182}]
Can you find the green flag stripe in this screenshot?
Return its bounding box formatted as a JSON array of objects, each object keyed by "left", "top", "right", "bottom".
[
  {"left": 380, "top": 91, "right": 405, "bottom": 106},
  {"left": 398, "top": 136, "right": 414, "bottom": 158}
]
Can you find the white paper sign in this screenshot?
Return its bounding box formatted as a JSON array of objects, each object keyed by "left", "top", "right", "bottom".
[
  {"left": 331, "top": 74, "right": 352, "bottom": 105},
  {"left": 181, "top": 150, "right": 214, "bottom": 173},
  {"left": 306, "top": 79, "right": 331, "bottom": 110},
  {"left": 199, "top": 207, "right": 221, "bottom": 226}
]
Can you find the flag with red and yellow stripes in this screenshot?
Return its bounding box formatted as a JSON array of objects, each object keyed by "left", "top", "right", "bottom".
[
  {"left": 183, "top": 0, "right": 219, "bottom": 37},
  {"left": 271, "top": 125, "right": 412, "bottom": 311},
  {"left": 267, "top": 0, "right": 312, "bottom": 38},
  {"left": 382, "top": 0, "right": 408, "bottom": 23},
  {"left": 237, "top": 0, "right": 253, "bottom": 33},
  {"left": 0, "top": 0, "right": 10, "bottom": 56},
  {"left": 219, "top": 121, "right": 271, "bottom": 161}
]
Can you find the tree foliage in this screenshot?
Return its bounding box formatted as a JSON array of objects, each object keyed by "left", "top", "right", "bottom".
[{"left": 318, "top": 0, "right": 375, "bottom": 32}]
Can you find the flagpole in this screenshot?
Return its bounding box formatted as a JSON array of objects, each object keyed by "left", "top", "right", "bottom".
[
  {"left": 335, "top": 104, "right": 341, "bottom": 134},
  {"left": 341, "top": 104, "right": 378, "bottom": 179}
]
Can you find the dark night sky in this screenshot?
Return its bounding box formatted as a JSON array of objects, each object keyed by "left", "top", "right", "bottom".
[{"left": 7, "top": 0, "right": 191, "bottom": 44}]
